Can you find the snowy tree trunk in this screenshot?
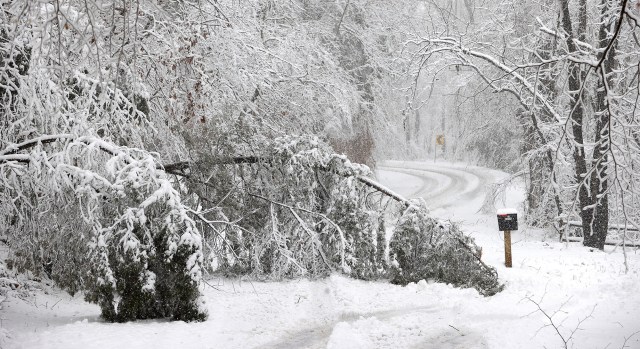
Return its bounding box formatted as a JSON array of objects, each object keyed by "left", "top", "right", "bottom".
[
  {"left": 559, "top": 0, "right": 602, "bottom": 249},
  {"left": 584, "top": 0, "right": 619, "bottom": 249}
]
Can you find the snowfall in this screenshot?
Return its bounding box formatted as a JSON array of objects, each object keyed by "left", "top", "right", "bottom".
[{"left": 1, "top": 160, "right": 639, "bottom": 349}]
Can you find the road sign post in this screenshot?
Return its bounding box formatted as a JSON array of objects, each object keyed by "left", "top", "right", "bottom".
[{"left": 435, "top": 134, "right": 445, "bottom": 163}]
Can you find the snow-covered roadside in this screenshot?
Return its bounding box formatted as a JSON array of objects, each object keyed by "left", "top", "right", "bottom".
[
  {"left": 378, "top": 160, "right": 640, "bottom": 349},
  {"left": 9, "top": 249, "right": 638, "bottom": 349},
  {"left": 2, "top": 161, "right": 640, "bottom": 349}
]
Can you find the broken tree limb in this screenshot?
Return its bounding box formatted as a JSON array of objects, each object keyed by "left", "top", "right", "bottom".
[
  {"left": 355, "top": 175, "right": 410, "bottom": 208},
  {"left": 163, "top": 160, "right": 412, "bottom": 208},
  {"left": 0, "top": 134, "right": 73, "bottom": 156},
  {"left": 0, "top": 135, "right": 411, "bottom": 210}
]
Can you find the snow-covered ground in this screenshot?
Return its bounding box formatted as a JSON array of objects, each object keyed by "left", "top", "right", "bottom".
[{"left": 2, "top": 161, "right": 640, "bottom": 349}]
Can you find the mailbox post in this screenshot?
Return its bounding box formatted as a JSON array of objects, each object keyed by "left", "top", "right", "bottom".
[{"left": 497, "top": 208, "right": 518, "bottom": 268}]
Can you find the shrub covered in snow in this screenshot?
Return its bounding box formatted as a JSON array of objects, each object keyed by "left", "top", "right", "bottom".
[
  {"left": 1, "top": 137, "right": 207, "bottom": 322},
  {"left": 389, "top": 200, "right": 503, "bottom": 296}
]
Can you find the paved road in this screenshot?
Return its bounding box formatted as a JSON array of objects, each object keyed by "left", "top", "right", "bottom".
[{"left": 377, "top": 160, "right": 499, "bottom": 211}]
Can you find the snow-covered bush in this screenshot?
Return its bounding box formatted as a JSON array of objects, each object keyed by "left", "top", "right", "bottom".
[
  {"left": 389, "top": 201, "right": 503, "bottom": 296},
  {"left": 1, "top": 137, "right": 207, "bottom": 322}
]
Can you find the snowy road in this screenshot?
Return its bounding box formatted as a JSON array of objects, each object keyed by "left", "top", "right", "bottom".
[
  {"left": 376, "top": 160, "right": 498, "bottom": 210},
  {"left": 5, "top": 161, "right": 640, "bottom": 349}
]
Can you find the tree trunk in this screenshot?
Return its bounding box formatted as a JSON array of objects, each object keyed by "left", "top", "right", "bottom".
[
  {"left": 560, "top": 0, "right": 595, "bottom": 247},
  {"left": 522, "top": 33, "right": 562, "bottom": 227},
  {"left": 584, "top": 0, "right": 618, "bottom": 249}
]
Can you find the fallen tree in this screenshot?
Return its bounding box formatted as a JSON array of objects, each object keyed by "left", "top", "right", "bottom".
[
  {"left": 1, "top": 133, "right": 504, "bottom": 324},
  {"left": 1, "top": 134, "right": 408, "bottom": 207},
  {"left": 389, "top": 201, "right": 503, "bottom": 296}
]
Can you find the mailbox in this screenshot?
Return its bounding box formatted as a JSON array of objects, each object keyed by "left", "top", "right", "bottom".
[{"left": 497, "top": 208, "right": 518, "bottom": 231}]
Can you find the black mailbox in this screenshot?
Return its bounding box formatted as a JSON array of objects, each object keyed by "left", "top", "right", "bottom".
[{"left": 497, "top": 208, "right": 518, "bottom": 231}]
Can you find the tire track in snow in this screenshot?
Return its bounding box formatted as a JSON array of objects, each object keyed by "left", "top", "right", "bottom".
[
  {"left": 378, "top": 161, "right": 497, "bottom": 210},
  {"left": 259, "top": 305, "right": 439, "bottom": 349},
  {"left": 413, "top": 327, "right": 488, "bottom": 349}
]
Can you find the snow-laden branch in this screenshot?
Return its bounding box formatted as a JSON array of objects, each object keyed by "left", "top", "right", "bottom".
[
  {"left": 625, "top": 6, "right": 640, "bottom": 26},
  {"left": 0, "top": 134, "right": 412, "bottom": 215},
  {"left": 0, "top": 154, "right": 32, "bottom": 163},
  {"left": 248, "top": 192, "right": 348, "bottom": 273},
  {"left": 0, "top": 134, "right": 73, "bottom": 156},
  {"left": 594, "top": 0, "right": 629, "bottom": 71},
  {"left": 420, "top": 38, "right": 565, "bottom": 123},
  {"left": 0, "top": 133, "right": 207, "bottom": 321}
]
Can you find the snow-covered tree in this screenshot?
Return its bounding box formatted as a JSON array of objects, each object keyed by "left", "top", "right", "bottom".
[
  {"left": 389, "top": 200, "right": 502, "bottom": 296},
  {"left": 1, "top": 137, "right": 207, "bottom": 321},
  {"left": 402, "top": 0, "right": 640, "bottom": 249}
]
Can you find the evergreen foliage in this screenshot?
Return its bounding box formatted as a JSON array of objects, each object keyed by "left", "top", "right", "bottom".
[
  {"left": 2, "top": 138, "right": 207, "bottom": 322},
  {"left": 390, "top": 201, "right": 503, "bottom": 296},
  {"left": 327, "top": 177, "right": 380, "bottom": 280}
]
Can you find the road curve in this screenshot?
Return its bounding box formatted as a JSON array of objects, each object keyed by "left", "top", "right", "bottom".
[{"left": 376, "top": 160, "right": 500, "bottom": 211}]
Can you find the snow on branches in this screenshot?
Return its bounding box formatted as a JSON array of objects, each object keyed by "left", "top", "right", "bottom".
[
  {"left": 0, "top": 135, "right": 207, "bottom": 322},
  {"left": 390, "top": 200, "right": 503, "bottom": 297},
  {"left": 184, "top": 134, "right": 500, "bottom": 296},
  {"left": 187, "top": 134, "right": 381, "bottom": 279},
  {"left": 1, "top": 131, "right": 507, "bottom": 323}
]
